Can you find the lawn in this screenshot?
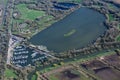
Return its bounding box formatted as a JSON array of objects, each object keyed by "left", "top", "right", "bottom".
[
  {"left": 16, "top": 4, "right": 45, "bottom": 21},
  {"left": 107, "top": 14, "right": 115, "bottom": 22},
  {"left": 31, "top": 74, "right": 37, "bottom": 80},
  {"left": 4, "top": 68, "right": 17, "bottom": 78},
  {"left": 116, "top": 36, "right": 120, "bottom": 41}
]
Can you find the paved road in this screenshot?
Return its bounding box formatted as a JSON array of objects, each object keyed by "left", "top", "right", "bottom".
[{"left": 0, "top": 0, "right": 8, "bottom": 26}]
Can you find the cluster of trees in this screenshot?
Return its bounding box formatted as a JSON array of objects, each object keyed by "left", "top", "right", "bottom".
[
  {"left": 14, "top": 0, "right": 37, "bottom": 5},
  {"left": 103, "top": 0, "right": 120, "bottom": 7}
]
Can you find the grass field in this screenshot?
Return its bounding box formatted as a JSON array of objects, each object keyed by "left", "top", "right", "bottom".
[
  {"left": 4, "top": 68, "right": 17, "bottom": 78},
  {"left": 31, "top": 74, "right": 37, "bottom": 80},
  {"left": 116, "top": 36, "right": 120, "bottom": 41},
  {"left": 108, "top": 14, "right": 115, "bottom": 22},
  {"left": 16, "top": 4, "right": 45, "bottom": 21}
]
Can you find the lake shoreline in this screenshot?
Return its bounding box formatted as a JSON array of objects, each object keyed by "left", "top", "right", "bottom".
[{"left": 29, "top": 7, "right": 107, "bottom": 53}]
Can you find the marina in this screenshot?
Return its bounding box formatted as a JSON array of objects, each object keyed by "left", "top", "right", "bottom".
[{"left": 11, "top": 45, "right": 51, "bottom": 67}]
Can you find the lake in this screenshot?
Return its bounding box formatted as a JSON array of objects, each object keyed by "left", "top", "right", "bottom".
[
  {"left": 54, "top": 2, "right": 78, "bottom": 10},
  {"left": 30, "top": 7, "right": 107, "bottom": 53}
]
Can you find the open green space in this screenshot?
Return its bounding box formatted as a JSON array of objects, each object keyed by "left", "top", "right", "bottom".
[
  {"left": 4, "top": 68, "right": 17, "bottom": 78},
  {"left": 107, "top": 14, "right": 115, "bottom": 22},
  {"left": 116, "top": 35, "right": 120, "bottom": 41},
  {"left": 16, "top": 4, "right": 45, "bottom": 21},
  {"left": 31, "top": 73, "right": 37, "bottom": 80}
]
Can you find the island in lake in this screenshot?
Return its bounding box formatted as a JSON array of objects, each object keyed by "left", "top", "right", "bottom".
[{"left": 64, "top": 29, "right": 76, "bottom": 37}]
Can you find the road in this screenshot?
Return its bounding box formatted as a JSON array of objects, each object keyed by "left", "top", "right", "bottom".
[{"left": 0, "top": 0, "right": 8, "bottom": 26}]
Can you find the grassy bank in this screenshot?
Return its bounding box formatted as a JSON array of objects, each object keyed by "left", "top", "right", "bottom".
[
  {"left": 39, "top": 50, "right": 115, "bottom": 73},
  {"left": 4, "top": 68, "right": 18, "bottom": 79}
]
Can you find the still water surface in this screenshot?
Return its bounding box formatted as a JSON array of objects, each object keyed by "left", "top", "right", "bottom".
[{"left": 30, "top": 7, "right": 107, "bottom": 52}]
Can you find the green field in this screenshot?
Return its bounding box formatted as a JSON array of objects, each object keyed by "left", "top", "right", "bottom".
[
  {"left": 4, "top": 68, "right": 17, "bottom": 78},
  {"left": 108, "top": 14, "right": 115, "bottom": 22},
  {"left": 116, "top": 36, "right": 120, "bottom": 41},
  {"left": 16, "top": 4, "right": 45, "bottom": 21},
  {"left": 31, "top": 74, "right": 37, "bottom": 80}
]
